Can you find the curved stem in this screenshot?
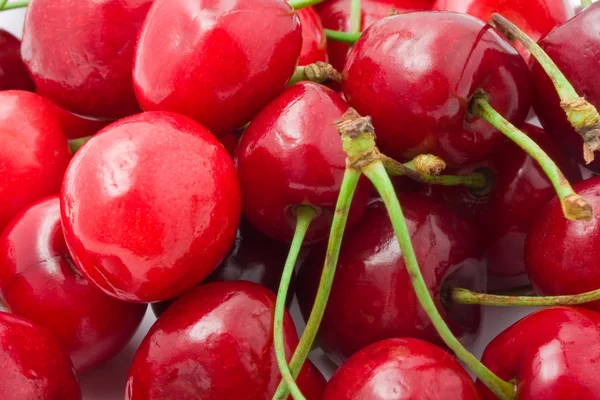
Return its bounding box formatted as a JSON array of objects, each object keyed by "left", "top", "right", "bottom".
[
  {"left": 0, "top": 0, "right": 9, "bottom": 10},
  {"left": 288, "top": 62, "right": 342, "bottom": 86},
  {"left": 289, "top": 0, "right": 324, "bottom": 10},
  {"left": 324, "top": 29, "right": 361, "bottom": 44},
  {"left": 452, "top": 287, "right": 600, "bottom": 307},
  {"left": 68, "top": 135, "right": 93, "bottom": 154},
  {"left": 1, "top": 0, "right": 28, "bottom": 10},
  {"left": 471, "top": 95, "right": 592, "bottom": 221},
  {"left": 273, "top": 206, "right": 316, "bottom": 400},
  {"left": 581, "top": 0, "right": 592, "bottom": 8},
  {"left": 350, "top": 0, "right": 361, "bottom": 34}
]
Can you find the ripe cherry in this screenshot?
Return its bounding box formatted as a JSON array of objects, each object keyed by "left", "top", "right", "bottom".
[
  {"left": 298, "top": 8, "right": 327, "bottom": 65},
  {"left": 0, "top": 29, "right": 34, "bottom": 91},
  {"left": 45, "top": 101, "right": 113, "bottom": 140},
  {"left": 61, "top": 112, "right": 241, "bottom": 303}
]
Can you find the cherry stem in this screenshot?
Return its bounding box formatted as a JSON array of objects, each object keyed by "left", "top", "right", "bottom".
[
  {"left": 273, "top": 205, "right": 316, "bottom": 400},
  {"left": 68, "top": 136, "right": 92, "bottom": 154},
  {"left": 0, "top": 0, "right": 8, "bottom": 10},
  {"left": 491, "top": 13, "right": 600, "bottom": 164},
  {"left": 288, "top": 0, "right": 324, "bottom": 10},
  {"left": 581, "top": 0, "right": 592, "bottom": 8},
  {"left": 324, "top": 29, "right": 361, "bottom": 44},
  {"left": 1, "top": 0, "right": 28, "bottom": 10},
  {"left": 288, "top": 62, "right": 342, "bottom": 86},
  {"left": 471, "top": 94, "right": 593, "bottom": 221},
  {"left": 350, "top": 0, "right": 361, "bottom": 34},
  {"left": 452, "top": 286, "right": 600, "bottom": 307}
]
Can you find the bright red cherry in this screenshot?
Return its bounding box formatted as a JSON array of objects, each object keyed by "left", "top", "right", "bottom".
[
  {"left": 133, "top": 0, "right": 302, "bottom": 136},
  {"left": 0, "top": 196, "right": 147, "bottom": 372},
  {"left": 0, "top": 90, "right": 71, "bottom": 234},
  {"left": 127, "top": 281, "right": 325, "bottom": 399},
  {"left": 0, "top": 312, "right": 81, "bottom": 399},
  {"left": 0, "top": 29, "right": 35, "bottom": 92},
  {"left": 343, "top": 11, "right": 531, "bottom": 166},
  {"left": 61, "top": 112, "right": 241, "bottom": 303},
  {"left": 296, "top": 193, "right": 485, "bottom": 364},
  {"left": 298, "top": 8, "right": 328, "bottom": 65},
  {"left": 478, "top": 306, "right": 600, "bottom": 399},
  {"left": 325, "top": 338, "right": 482, "bottom": 399}
]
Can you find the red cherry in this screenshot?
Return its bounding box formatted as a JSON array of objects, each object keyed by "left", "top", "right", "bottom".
[
  {"left": 296, "top": 193, "right": 485, "bottom": 364},
  {"left": 0, "top": 91, "right": 71, "bottom": 233},
  {"left": 0, "top": 312, "right": 81, "bottom": 399},
  {"left": 478, "top": 306, "right": 600, "bottom": 399},
  {"left": 532, "top": 2, "right": 600, "bottom": 172},
  {"left": 325, "top": 338, "right": 482, "bottom": 399},
  {"left": 0, "top": 196, "right": 147, "bottom": 372},
  {"left": 236, "top": 82, "right": 371, "bottom": 243},
  {"left": 343, "top": 11, "right": 531, "bottom": 166},
  {"left": 218, "top": 130, "right": 242, "bottom": 159},
  {"left": 45, "top": 100, "right": 114, "bottom": 140},
  {"left": 21, "top": 0, "right": 153, "bottom": 119},
  {"left": 61, "top": 112, "right": 241, "bottom": 303},
  {"left": 126, "top": 281, "right": 325, "bottom": 399},
  {"left": 0, "top": 29, "right": 35, "bottom": 92},
  {"left": 298, "top": 8, "right": 328, "bottom": 65},
  {"left": 133, "top": 0, "right": 302, "bottom": 136}
]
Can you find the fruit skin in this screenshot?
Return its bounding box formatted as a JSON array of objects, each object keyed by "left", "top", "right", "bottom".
[
  {"left": 61, "top": 112, "right": 241, "bottom": 303},
  {"left": 0, "top": 312, "right": 81, "bottom": 400},
  {"left": 133, "top": 0, "right": 302, "bottom": 136},
  {"left": 45, "top": 101, "right": 114, "bottom": 140},
  {"left": 343, "top": 11, "right": 531, "bottom": 166},
  {"left": 0, "top": 29, "right": 35, "bottom": 92},
  {"left": 297, "top": 194, "right": 485, "bottom": 364},
  {"left": 0, "top": 90, "right": 71, "bottom": 234},
  {"left": 126, "top": 281, "right": 326, "bottom": 400},
  {"left": 0, "top": 196, "right": 147, "bottom": 372},
  {"left": 21, "top": 0, "right": 153, "bottom": 119},
  {"left": 298, "top": 8, "right": 328, "bottom": 65},
  {"left": 236, "top": 82, "right": 371, "bottom": 244},
  {"left": 531, "top": 2, "right": 600, "bottom": 172},
  {"left": 324, "top": 338, "right": 482, "bottom": 400},
  {"left": 478, "top": 306, "right": 600, "bottom": 399}
]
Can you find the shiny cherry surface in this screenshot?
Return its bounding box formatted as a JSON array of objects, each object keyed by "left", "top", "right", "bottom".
[
  {"left": 0, "top": 312, "right": 81, "bottom": 400},
  {"left": 298, "top": 8, "right": 327, "bottom": 65},
  {"left": 22, "top": 0, "right": 153, "bottom": 119},
  {"left": 0, "top": 29, "right": 35, "bottom": 91},
  {"left": 296, "top": 194, "right": 485, "bottom": 364},
  {"left": 343, "top": 11, "right": 531, "bottom": 166},
  {"left": 133, "top": 0, "right": 302, "bottom": 136},
  {"left": 0, "top": 90, "right": 71, "bottom": 234},
  {"left": 325, "top": 338, "right": 482, "bottom": 399},
  {"left": 61, "top": 112, "right": 241, "bottom": 303},
  {"left": 0, "top": 196, "right": 147, "bottom": 371},
  {"left": 127, "top": 281, "right": 325, "bottom": 400},
  {"left": 478, "top": 307, "right": 600, "bottom": 399}
]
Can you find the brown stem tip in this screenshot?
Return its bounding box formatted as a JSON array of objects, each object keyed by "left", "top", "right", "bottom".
[
  {"left": 561, "top": 98, "right": 600, "bottom": 163},
  {"left": 334, "top": 108, "right": 375, "bottom": 139},
  {"left": 412, "top": 154, "right": 446, "bottom": 176},
  {"left": 304, "top": 62, "right": 343, "bottom": 84},
  {"left": 563, "top": 194, "right": 593, "bottom": 221}
]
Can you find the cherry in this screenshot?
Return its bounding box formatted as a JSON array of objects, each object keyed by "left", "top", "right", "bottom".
[
  {"left": 45, "top": 101, "right": 113, "bottom": 140},
  {"left": 61, "top": 112, "right": 241, "bottom": 303},
  {"left": 236, "top": 82, "right": 371, "bottom": 244},
  {"left": 0, "top": 90, "right": 71, "bottom": 234},
  {"left": 296, "top": 193, "right": 485, "bottom": 364},
  {"left": 21, "top": 0, "right": 153, "bottom": 119},
  {"left": 218, "top": 130, "right": 242, "bottom": 159},
  {"left": 478, "top": 306, "right": 600, "bottom": 399},
  {"left": 0, "top": 196, "right": 147, "bottom": 372},
  {"left": 0, "top": 29, "right": 34, "bottom": 91},
  {"left": 127, "top": 281, "right": 325, "bottom": 399},
  {"left": 342, "top": 11, "right": 531, "bottom": 166},
  {"left": 0, "top": 312, "right": 81, "bottom": 399},
  {"left": 298, "top": 8, "right": 327, "bottom": 65},
  {"left": 325, "top": 338, "right": 482, "bottom": 399}
]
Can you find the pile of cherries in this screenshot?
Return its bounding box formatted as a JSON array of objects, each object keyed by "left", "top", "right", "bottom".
[{"left": 2, "top": 0, "right": 600, "bottom": 399}]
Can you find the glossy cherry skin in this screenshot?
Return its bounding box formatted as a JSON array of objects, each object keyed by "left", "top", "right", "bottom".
[
  {"left": 296, "top": 193, "right": 485, "bottom": 364},
  {"left": 0, "top": 312, "right": 81, "bottom": 399},
  {"left": 478, "top": 307, "right": 600, "bottom": 399},
  {"left": 325, "top": 338, "right": 482, "bottom": 399},
  {"left": 21, "top": 0, "right": 153, "bottom": 119},
  {"left": 127, "top": 281, "right": 325, "bottom": 399},
  {"left": 236, "top": 82, "right": 371, "bottom": 244},
  {"left": 298, "top": 8, "right": 328, "bottom": 65},
  {"left": 0, "top": 30, "right": 35, "bottom": 92},
  {"left": 343, "top": 12, "right": 531, "bottom": 166},
  {"left": 61, "top": 112, "right": 241, "bottom": 303},
  {"left": 0, "top": 91, "right": 71, "bottom": 234},
  {"left": 133, "top": 0, "right": 302, "bottom": 136},
  {"left": 0, "top": 196, "right": 147, "bottom": 371},
  {"left": 532, "top": 2, "right": 600, "bottom": 172},
  {"left": 525, "top": 177, "right": 600, "bottom": 311}
]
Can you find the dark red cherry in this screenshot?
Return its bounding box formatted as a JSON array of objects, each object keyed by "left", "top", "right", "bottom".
[
  {"left": 236, "top": 82, "right": 371, "bottom": 244},
  {"left": 133, "top": 0, "right": 302, "bottom": 136},
  {"left": 0, "top": 91, "right": 71, "bottom": 234},
  {"left": 296, "top": 193, "right": 485, "bottom": 364},
  {"left": 343, "top": 11, "right": 531, "bottom": 166},
  {"left": 478, "top": 306, "right": 600, "bottom": 399},
  {"left": 61, "top": 112, "right": 241, "bottom": 303},
  {"left": 0, "top": 29, "right": 34, "bottom": 92},
  {"left": 298, "top": 8, "right": 327, "bottom": 65},
  {"left": 0, "top": 196, "right": 147, "bottom": 372},
  {"left": 0, "top": 312, "right": 81, "bottom": 399},
  {"left": 531, "top": 2, "right": 600, "bottom": 172},
  {"left": 218, "top": 130, "right": 242, "bottom": 158},
  {"left": 127, "top": 281, "right": 325, "bottom": 399},
  {"left": 325, "top": 338, "right": 482, "bottom": 399},
  {"left": 21, "top": 0, "right": 153, "bottom": 119}
]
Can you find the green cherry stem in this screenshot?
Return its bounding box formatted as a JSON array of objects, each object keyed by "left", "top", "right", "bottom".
[
  {"left": 273, "top": 205, "right": 316, "bottom": 400},
  {"left": 68, "top": 136, "right": 93, "bottom": 154},
  {"left": 1, "top": 0, "right": 28, "bottom": 10},
  {"left": 350, "top": 0, "right": 361, "bottom": 34},
  {"left": 324, "top": 29, "right": 361, "bottom": 44},
  {"left": 288, "top": 62, "right": 342, "bottom": 86},
  {"left": 581, "top": 0, "right": 592, "bottom": 9},
  {"left": 452, "top": 287, "right": 600, "bottom": 307},
  {"left": 0, "top": 0, "right": 9, "bottom": 10},
  {"left": 471, "top": 93, "right": 592, "bottom": 221},
  {"left": 288, "top": 0, "right": 324, "bottom": 10}
]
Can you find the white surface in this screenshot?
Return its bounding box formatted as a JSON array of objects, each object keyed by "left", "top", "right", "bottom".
[{"left": 0, "top": 1, "right": 587, "bottom": 398}]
